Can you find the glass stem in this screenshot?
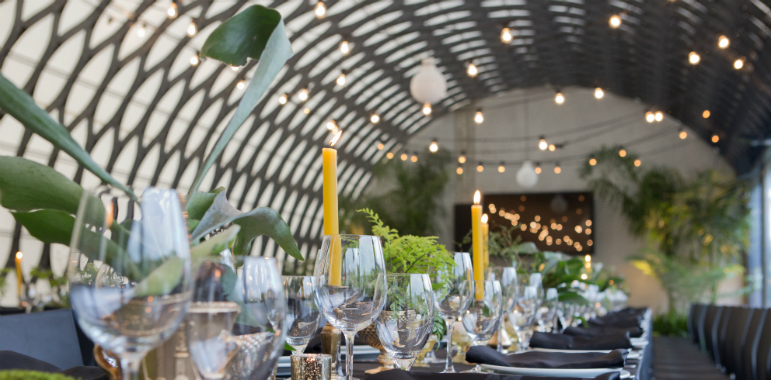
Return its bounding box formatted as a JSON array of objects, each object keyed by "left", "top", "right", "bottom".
[
  {"left": 497, "top": 322, "right": 504, "bottom": 352},
  {"left": 119, "top": 356, "right": 142, "bottom": 380},
  {"left": 394, "top": 358, "right": 414, "bottom": 371},
  {"left": 443, "top": 319, "right": 455, "bottom": 373},
  {"left": 515, "top": 331, "right": 524, "bottom": 353},
  {"left": 343, "top": 331, "right": 356, "bottom": 380},
  {"left": 292, "top": 344, "right": 308, "bottom": 356}
]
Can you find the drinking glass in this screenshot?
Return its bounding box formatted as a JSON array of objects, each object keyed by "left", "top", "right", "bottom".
[
  {"left": 536, "top": 288, "right": 559, "bottom": 332},
  {"left": 283, "top": 276, "right": 321, "bottom": 355},
  {"left": 486, "top": 267, "right": 518, "bottom": 352},
  {"left": 375, "top": 273, "right": 435, "bottom": 370},
  {"left": 314, "top": 235, "right": 387, "bottom": 380},
  {"left": 68, "top": 186, "right": 192, "bottom": 380},
  {"left": 509, "top": 283, "right": 539, "bottom": 352},
  {"left": 462, "top": 280, "right": 503, "bottom": 373},
  {"left": 431, "top": 252, "right": 474, "bottom": 373}
]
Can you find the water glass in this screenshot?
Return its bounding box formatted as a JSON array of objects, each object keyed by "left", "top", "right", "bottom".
[
  {"left": 283, "top": 276, "right": 321, "bottom": 355},
  {"left": 314, "top": 235, "right": 387, "bottom": 380},
  {"left": 536, "top": 288, "right": 559, "bottom": 332},
  {"left": 509, "top": 283, "right": 539, "bottom": 352},
  {"left": 486, "top": 267, "right": 517, "bottom": 352},
  {"left": 462, "top": 280, "right": 503, "bottom": 373},
  {"left": 431, "top": 252, "right": 474, "bottom": 373},
  {"left": 375, "top": 273, "right": 435, "bottom": 370}
]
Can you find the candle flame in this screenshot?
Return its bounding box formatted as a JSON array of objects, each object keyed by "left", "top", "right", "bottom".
[
  {"left": 330, "top": 129, "right": 343, "bottom": 147},
  {"left": 473, "top": 190, "right": 481, "bottom": 205},
  {"left": 15, "top": 251, "right": 22, "bottom": 260},
  {"left": 481, "top": 214, "right": 488, "bottom": 223}
]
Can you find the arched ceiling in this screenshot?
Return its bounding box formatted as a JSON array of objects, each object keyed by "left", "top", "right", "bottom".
[{"left": 1, "top": 0, "right": 770, "bottom": 272}]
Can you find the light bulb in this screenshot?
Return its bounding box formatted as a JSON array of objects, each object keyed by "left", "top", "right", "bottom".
[
  {"left": 400, "top": 153, "right": 408, "bottom": 161},
  {"left": 477, "top": 163, "right": 484, "bottom": 172},
  {"left": 498, "top": 163, "right": 506, "bottom": 173},
  {"left": 377, "top": 143, "right": 384, "bottom": 150},
  {"left": 718, "top": 35, "right": 730, "bottom": 49},
  {"left": 429, "top": 139, "right": 439, "bottom": 153},
  {"left": 340, "top": 40, "right": 350, "bottom": 55},
  {"left": 703, "top": 110, "right": 710, "bottom": 118},
  {"left": 326, "top": 120, "right": 337, "bottom": 130},
  {"left": 411, "top": 154, "right": 418, "bottom": 162},
  {"left": 634, "top": 159, "right": 641, "bottom": 167},
  {"left": 555, "top": 92, "right": 565, "bottom": 104},
  {"left": 459, "top": 153, "right": 466, "bottom": 164},
  {"left": 168, "top": 1, "right": 178, "bottom": 18},
  {"left": 734, "top": 58, "right": 744, "bottom": 70},
  {"left": 298, "top": 88, "right": 309, "bottom": 102},
  {"left": 655, "top": 111, "right": 663, "bottom": 122},
  {"left": 314, "top": 1, "right": 326, "bottom": 18},
  {"left": 190, "top": 53, "right": 200, "bottom": 66},
  {"left": 501, "top": 27, "right": 513, "bottom": 43},
  {"left": 467, "top": 62, "right": 478, "bottom": 77},
  {"left": 548, "top": 144, "right": 556, "bottom": 152},
  {"left": 236, "top": 80, "right": 245, "bottom": 90},
  {"left": 336, "top": 72, "right": 346, "bottom": 86},
  {"left": 187, "top": 21, "right": 197, "bottom": 37},
  {"left": 589, "top": 157, "right": 597, "bottom": 166},
  {"left": 535, "top": 164, "right": 542, "bottom": 174},
  {"left": 457, "top": 166, "right": 464, "bottom": 175},
  {"left": 679, "top": 129, "right": 687, "bottom": 139},
  {"left": 609, "top": 15, "right": 621, "bottom": 28},
  {"left": 386, "top": 152, "right": 394, "bottom": 159},
  {"left": 689, "top": 51, "right": 700, "bottom": 65},
  {"left": 594, "top": 87, "right": 604, "bottom": 99},
  {"left": 539, "top": 137, "right": 548, "bottom": 150},
  {"left": 554, "top": 164, "right": 562, "bottom": 174},
  {"left": 474, "top": 109, "right": 484, "bottom": 124},
  {"left": 138, "top": 23, "right": 146, "bottom": 37},
  {"left": 422, "top": 102, "right": 432, "bottom": 116},
  {"left": 278, "top": 94, "right": 288, "bottom": 105},
  {"left": 712, "top": 135, "right": 719, "bottom": 143},
  {"left": 645, "top": 111, "right": 655, "bottom": 123},
  {"left": 619, "top": 148, "right": 627, "bottom": 157},
  {"left": 231, "top": 65, "right": 239, "bottom": 71},
  {"left": 370, "top": 114, "right": 380, "bottom": 124}
]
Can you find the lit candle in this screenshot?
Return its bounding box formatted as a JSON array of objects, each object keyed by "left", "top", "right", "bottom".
[
  {"left": 482, "top": 214, "right": 489, "bottom": 271},
  {"left": 472, "top": 191, "right": 484, "bottom": 300},
  {"left": 324, "top": 130, "right": 343, "bottom": 286},
  {"left": 14, "top": 251, "right": 22, "bottom": 297}
]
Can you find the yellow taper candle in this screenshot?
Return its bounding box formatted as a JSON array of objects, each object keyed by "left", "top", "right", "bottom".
[
  {"left": 15, "top": 251, "right": 22, "bottom": 297},
  {"left": 324, "top": 130, "right": 343, "bottom": 286},
  {"left": 482, "top": 213, "right": 489, "bottom": 271},
  {"left": 472, "top": 191, "right": 484, "bottom": 300}
]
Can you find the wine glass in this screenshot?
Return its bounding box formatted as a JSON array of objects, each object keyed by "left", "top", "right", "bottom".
[
  {"left": 68, "top": 186, "right": 192, "bottom": 380},
  {"left": 375, "top": 273, "right": 435, "bottom": 371},
  {"left": 536, "top": 288, "right": 559, "bottom": 332},
  {"left": 314, "top": 235, "right": 387, "bottom": 380},
  {"left": 462, "top": 280, "right": 503, "bottom": 373},
  {"left": 486, "top": 267, "right": 518, "bottom": 352},
  {"left": 283, "top": 275, "right": 321, "bottom": 355},
  {"left": 431, "top": 252, "right": 474, "bottom": 373},
  {"left": 509, "top": 283, "right": 539, "bottom": 352}
]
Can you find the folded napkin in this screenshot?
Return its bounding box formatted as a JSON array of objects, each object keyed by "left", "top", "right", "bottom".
[
  {"left": 587, "top": 314, "right": 642, "bottom": 329},
  {"left": 529, "top": 331, "right": 633, "bottom": 350},
  {"left": 564, "top": 326, "right": 644, "bottom": 338},
  {"left": 365, "top": 368, "right": 621, "bottom": 380},
  {"left": 466, "top": 346, "right": 626, "bottom": 369},
  {"left": 0, "top": 351, "right": 108, "bottom": 380}
]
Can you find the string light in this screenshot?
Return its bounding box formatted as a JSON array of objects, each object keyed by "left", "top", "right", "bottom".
[
  {"left": 609, "top": 15, "right": 621, "bottom": 28},
  {"left": 422, "top": 102, "right": 432, "bottom": 116},
  {"left": 386, "top": 152, "right": 394, "bottom": 159},
  {"left": 534, "top": 163, "right": 542, "bottom": 174},
  {"left": 187, "top": 21, "right": 197, "bottom": 37},
  {"left": 336, "top": 72, "right": 346, "bottom": 86},
  {"left": 457, "top": 165, "right": 464, "bottom": 175},
  {"left": 619, "top": 147, "right": 627, "bottom": 157},
  {"left": 411, "top": 153, "right": 418, "bottom": 162},
  {"left": 645, "top": 111, "right": 655, "bottom": 123},
  {"left": 429, "top": 139, "right": 439, "bottom": 153},
  {"left": 703, "top": 110, "right": 710, "bottom": 118},
  {"left": 679, "top": 128, "right": 687, "bottom": 139},
  {"left": 231, "top": 65, "right": 239, "bottom": 71},
  {"left": 554, "top": 163, "right": 562, "bottom": 174},
  {"left": 190, "top": 52, "right": 200, "bottom": 66},
  {"left": 498, "top": 162, "right": 506, "bottom": 173},
  {"left": 377, "top": 143, "right": 384, "bottom": 150},
  {"left": 370, "top": 113, "right": 380, "bottom": 124},
  {"left": 137, "top": 23, "right": 146, "bottom": 37},
  {"left": 477, "top": 163, "right": 484, "bottom": 172},
  {"left": 555, "top": 92, "right": 565, "bottom": 104},
  {"left": 340, "top": 39, "right": 350, "bottom": 55},
  {"left": 689, "top": 51, "right": 700, "bottom": 65},
  {"left": 467, "top": 62, "right": 478, "bottom": 77},
  {"left": 501, "top": 27, "right": 513, "bottom": 43},
  {"left": 589, "top": 156, "right": 597, "bottom": 166},
  {"left": 539, "top": 136, "right": 548, "bottom": 151},
  {"left": 712, "top": 135, "right": 720, "bottom": 143},
  {"left": 718, "top": 35, "right": 730, "bottom": 49},
  {"left": 167, "top": 1, "right": 178, "bottom": 18},
  {"left": 326, "top": 120, "right": 337, "bottom": 131},
  {"left": 634, "top": 159, "right": 642, "bottom": 167},
  {"left": 474, "top": 109, "right": 484, "bottom": 124},
  {"left": 548, "top": 144, "right": 556, "bottom": 152},
  {"left": 400, "top": 153, "right": 408, "bottom": 161},
  {"left": 278, "top": 94, "right": 288, "bottom": 105},
  {"left": 298, "top": 88, "right": 309, "bottom": 102},
  {"left": 734, "top": 58, "right": 744, "bottom": 70},
  {"left": 654, "top": 111, "right": 664, "bottom": 122},
  {"left": 314, "top": 1, "right": 327, "bottom": 18},
  {"left": 594, "top": 87, "right": 604, "bottom": 99},
  {"left": 459, "top": 152, "right": 467, "bottom": 164},
  {"left": 236, "top": 80, "right": 245, "bottom": 90}
]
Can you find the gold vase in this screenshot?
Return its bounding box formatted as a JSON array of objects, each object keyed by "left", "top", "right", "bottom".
[
  {"left": 412, "top": 335, "right": 437, "bottom": 367},
  {"left": 358, "top": 323, "right": 393, "bottom": 375}
]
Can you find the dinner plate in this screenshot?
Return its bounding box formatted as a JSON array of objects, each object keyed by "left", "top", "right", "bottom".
[
  {"left": 529, "top": 348, "right": 641, "bottom": 359},
  {"left": 480, "top": 364, "right": 630, "bottom": 378}
]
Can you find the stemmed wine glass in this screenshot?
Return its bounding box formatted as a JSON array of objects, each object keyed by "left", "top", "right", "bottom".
[
  {"left": 462, "top": 279, "right": 504, "bottom": 373},
  {"left": 536, "top": 288, "right": 559, "bottom": 332},
  {"left": 509, "top": 282, "right": 539, "bottom": 352},
  {"left": 283, "top": 276, "right": 321, "bottom": 355},
  {"left": 375, "top": 273, "right": 435, "bottom": 371},
  {"left": 68, "top": 186, "right": 192, "bottom": 380},
  {"left": 314, "top": 235, "right": 387, "bottom": 380},
  {"left": 431, "top": 252, "right": 474, "bottom": 373},
  {"left": 486, "top": 266, "right": 518, "bottom": 352}
]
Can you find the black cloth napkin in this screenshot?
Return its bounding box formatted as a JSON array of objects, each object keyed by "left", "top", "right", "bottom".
[
  {"left": 0, "top": 351, "right": 108, "bottom": 380},
  {"left": 466, "top": 346, "right": 625, "bottom": 369},
  {"left": 564, "top": 326, "right": 644, "bottom": 338},
  {"left": 587, "top": 314, "right": 642, "bottom": 329},
  {"left": 529, "top": 331, "right": 633, "bottom": 350},
  {"left": 366, "top": 369, "right": 621, "bottom": 380}
]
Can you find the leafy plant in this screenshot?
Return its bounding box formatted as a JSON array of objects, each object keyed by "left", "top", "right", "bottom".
[
  {"left": 29, "top": 267, "right": 69, "bottom": 308},
  {"left": 652, "top": 312, "right": 688, "bottom": 337},
  {"left": 0, "top": 371, "right": 74, "bottom": 380}
]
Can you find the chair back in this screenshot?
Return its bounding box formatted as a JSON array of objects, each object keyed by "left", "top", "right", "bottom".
[
  {"left": 0, "top": 309, "right": 84, "bottom": 370},
  {"left": 756, "top": 311, "right": 771, "bottom": 380},
  {"left": 742, "top": 308, "right": 768, "bottom": 380},
  {"left": 726, "top": 307, "right": 753, "bottom": 377},
  {"left": 717, "top": 306, "right": 733, "bottom": 369}
]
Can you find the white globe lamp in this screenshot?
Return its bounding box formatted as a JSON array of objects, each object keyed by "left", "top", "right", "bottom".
[
  {"left": 516, "top": 160, "right": 538, "bottom": 188},
  {"left": 410, "top": 58, "right": 447, "bottom": 105}
]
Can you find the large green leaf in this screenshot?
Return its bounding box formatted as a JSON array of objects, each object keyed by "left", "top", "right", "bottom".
[
  {"left": 188, "top": 7, "right": 293, "bottom": 199},
  {"left": 0, "top": 156, "right": 83, "bottom": 214},
  {"left": 0, "top": 75, "right": 134, "bottom": 198},
  {"left": 186, "top": 187, "right": 225, "bottom": 220},
  {"left": 190, "top": 224, "right": 240, "bottom": 259},
  {"left": 191, "top": 192, "right": 302, "bottom": 261}
]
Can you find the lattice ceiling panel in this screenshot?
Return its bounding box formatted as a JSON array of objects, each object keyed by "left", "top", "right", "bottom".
[{"left": 2, "top": 0, "right": 771, "bottom": 273}]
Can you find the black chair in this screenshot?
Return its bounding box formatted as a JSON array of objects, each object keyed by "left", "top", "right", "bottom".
[
  {"left": 0, "top": 309, "right": 84, "bottom": 370},
  {"left": 725, "top": 307, "right": 754, "bottom": 377},
  {"left": 716, "top": 306, "right": 733, "bottom": 370},
  {"left": 741, "top": 308, "right": 768, "bottom": 380},
  {"left": 702, "top": 305, "right": 721, "bottom": 355},
  {"left": 756, "top": 311, "right": 771, "bottom": 380},
  {"left": 689, "top": 304, "right": 706, "bottom": 344}
]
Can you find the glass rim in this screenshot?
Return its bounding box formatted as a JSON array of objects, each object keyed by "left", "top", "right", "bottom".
[
  {"left": 386, "top": 272, "right": 430, "bottom": 278},
  {"left": 323, "top": 234, "right": 381, "bottom": 238}
]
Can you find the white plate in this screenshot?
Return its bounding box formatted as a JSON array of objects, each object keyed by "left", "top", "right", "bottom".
[
  {"left": 480, "top": 364, "right": 630, "bottom": 378},
  {"left": 529, "top": 348, "right": 641, "bottom": 360}
]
